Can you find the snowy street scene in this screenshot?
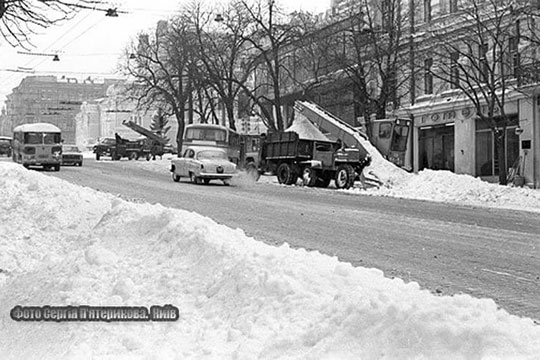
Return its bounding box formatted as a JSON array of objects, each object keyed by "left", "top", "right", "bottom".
[{"left": 2, "top": 0, "right": 540, "bottom": 359}]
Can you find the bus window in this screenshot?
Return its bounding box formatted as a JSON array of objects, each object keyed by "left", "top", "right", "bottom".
[
  {"left": 24, "top": 132, "right": 43, "bottom": 144},
  {"left": 44, "top": 133, "right": 61, "bottom": 144}
]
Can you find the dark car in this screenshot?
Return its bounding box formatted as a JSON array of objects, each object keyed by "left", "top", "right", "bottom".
[
  {"left": 0, "top": 136, "right": 12, "bottom": 157},
  {"left": 62, "top": 144, "right": 83, "bottom": 166}
]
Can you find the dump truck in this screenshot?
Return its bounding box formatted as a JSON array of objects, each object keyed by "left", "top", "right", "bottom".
[
  {"left": 258, "top": 131, "right": 371, "bottom": 189},
  {"left": 257, "top": 100, "right": 411, "bottom": 188}
]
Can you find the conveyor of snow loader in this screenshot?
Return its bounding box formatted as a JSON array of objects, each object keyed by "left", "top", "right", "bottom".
[
  {"left": 294, "top": 101, "right": 370, "bottom": 162},
  {"left": 122, "top": 120, "right": 168, "bottom": 145}
]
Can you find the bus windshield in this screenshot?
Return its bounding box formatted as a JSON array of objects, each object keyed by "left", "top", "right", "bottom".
[
  {"left": 24, "top": 132, "right": 61, "bottom": 144},
  {"left": 185, "top": 128, "right": 227, "bottom": 142}
]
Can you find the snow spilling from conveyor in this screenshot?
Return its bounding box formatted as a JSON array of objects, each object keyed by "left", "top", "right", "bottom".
[
  {"left": 1, "top": 161, "right": 540, "bottom": 359},
  {"left": 290, "top": 102, "right": 411, "bottom": 187}
]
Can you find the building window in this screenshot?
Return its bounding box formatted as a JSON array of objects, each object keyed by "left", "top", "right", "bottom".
[
  {"left": 509, "top": 36, "right": 520, "bottom": 78},
  {"left": 424, "top": 58, "right": 433, "bottom": 94},
  {"left": 450, "top": 52, "right": 459, "bottom": 89},
  {"left": 449, "top": 0, "right": 458, "bottom": 13},
  {"left": 475, "top": 116, "right": 519, "bottom": 177},
  {"left": 479, "top": 43, "right": 489, "bottom": 82},
  {"left": 424, "top": 0, "right": 432, "bottom": 22}
]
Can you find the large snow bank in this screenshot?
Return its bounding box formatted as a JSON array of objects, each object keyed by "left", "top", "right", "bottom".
[
  {"left": 1, "top": 162, "right": 539, "bottom": 359},
  {"left": 347, "top": 169, "right": 540, "bottom": 213}
]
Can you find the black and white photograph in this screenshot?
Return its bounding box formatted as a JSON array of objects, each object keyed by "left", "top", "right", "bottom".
[{"left": 1, "top": 0, "right": 540, "bottom": 358}]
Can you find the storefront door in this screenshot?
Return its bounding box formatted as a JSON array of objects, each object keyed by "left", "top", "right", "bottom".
[{"left": 419, "top": 124, "right": 455, "bottom": 171}]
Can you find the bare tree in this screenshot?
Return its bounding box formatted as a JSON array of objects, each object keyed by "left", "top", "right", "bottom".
[
  {"left": 121, "top": 15, "right": 199, "bottom": 152},
  {"left": 238, "top": 0, "right": 304, "bottom": 131},
  {"left": 0, "top": 0, "right": 106, "bottom": 48},
  {"left": 188, "top": 0, "right": 253, "bottom": 131},
  {"left": 332, "top": 0, "right": 412, "bottom": 139},
  {"left": 423, "top": 0, "right": 533, "bottom": 184}
]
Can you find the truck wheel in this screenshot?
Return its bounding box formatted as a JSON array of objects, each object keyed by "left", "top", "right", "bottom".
[
  {"left": 129, "top": 151, "right": 138, "bottom": 160},
  {"left": 301, "top": 167, "right": 318, "bottom": 187},
  {"left": 276, "top": 163, "right": 296, "bottom": 185},
  {"left": 335, "top": 164, "right": 355, "bottom": 189},
  {"left": 246, "top": 162, "right": 260, "bottom": 181}
]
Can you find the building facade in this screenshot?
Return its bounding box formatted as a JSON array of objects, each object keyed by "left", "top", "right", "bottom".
[
  {"left": 2, "top": 76, "right": 116, "bottom": 143},
  {"left": 254, "top": 0, "right": 540, "bottom": 188}
]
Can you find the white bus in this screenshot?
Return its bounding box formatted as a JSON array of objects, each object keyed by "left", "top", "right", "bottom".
[{"left": 12, "top": 123, "right": 63, "bottom": 171}]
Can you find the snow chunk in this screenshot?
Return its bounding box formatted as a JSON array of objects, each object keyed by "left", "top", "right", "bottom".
[{"left": 286, "top": 112, "right": 331, "bottom": 141}]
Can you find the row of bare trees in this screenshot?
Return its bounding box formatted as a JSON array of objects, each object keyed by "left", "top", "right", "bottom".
[{"left": 120, "top": 0, "right": 539, "bottom": 184}]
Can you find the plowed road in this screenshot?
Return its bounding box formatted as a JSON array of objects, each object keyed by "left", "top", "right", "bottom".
[{"left": 49, "top": 158, "right": 540, "bottom": 321}]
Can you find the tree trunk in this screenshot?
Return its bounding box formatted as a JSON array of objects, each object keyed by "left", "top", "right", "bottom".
[
  {"left": 495, "top": 131, "right": 507, "bottom": 185},
  {"left": 226, "top": 100, "right": 236, "bottom": 131}
]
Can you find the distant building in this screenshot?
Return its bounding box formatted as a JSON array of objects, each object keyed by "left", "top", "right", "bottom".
[
  {"left": 75, "top": 82, "right": 178, "bottom": 148},
  {"left": 2, "top": 76, "right": 117, "bottom": 143}
]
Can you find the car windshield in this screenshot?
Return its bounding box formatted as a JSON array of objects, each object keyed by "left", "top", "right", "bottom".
[
  {"left": 63, "top": 146, "right": 80, "bottom": 152},
  {"left": 197, "top": 150, "right": 227, "bottom": 160}
]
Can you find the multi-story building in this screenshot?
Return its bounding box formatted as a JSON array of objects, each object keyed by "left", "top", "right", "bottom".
[
  {"left": 2, "top": 76, "right": 116, "bottom": 143},
  {"left": 254, "top": 0, "right": 540, "bottom": 188}
]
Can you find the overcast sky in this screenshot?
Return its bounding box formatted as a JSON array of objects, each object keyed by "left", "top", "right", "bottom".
[{"left": 0, "top": 0, "right": 331, "bottom": 108}]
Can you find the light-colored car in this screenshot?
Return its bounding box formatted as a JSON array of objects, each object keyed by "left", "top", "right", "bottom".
[
  {"left": 170, "top": 147, "right": 237, "bottom": 185},
  {"left": 61, "top": 144, "right": 83, "bottom": 166}
]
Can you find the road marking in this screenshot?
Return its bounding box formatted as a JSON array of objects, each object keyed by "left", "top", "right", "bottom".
[{"left": 481, "top": 268, "right": 535, "bottom": 283}]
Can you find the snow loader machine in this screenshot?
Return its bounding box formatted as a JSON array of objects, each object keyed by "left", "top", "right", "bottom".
[
  {"left": 258, "top": 101, "right": 373, "bottom": 189},
  {"left": 122, "top": 120, "right": 167, "bottom": 160}
]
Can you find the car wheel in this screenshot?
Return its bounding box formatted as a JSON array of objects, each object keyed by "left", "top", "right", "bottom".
[
  {"left": 301, "top": 167, "right": 318, "bottom": 187},
  {"left": 190, "top": 172, "right": 201, "bottom": 184},
  {"left": 172, "top": 172, "right": 181, "bottom": 182},
  {"left": 96, "top": 152, "right": 101, "bottom": 161},
  {"left": 79, "top": 162, "right": 83, "bottom": 167},
  {"left": 203, "top": 179, "right": 211, "bottom": 185},
  {"left": 334, "top": 164, "right": 355, "bottom": 189},
  {"left": 54, "top": 165, "right": 60, "bottom": 172}
]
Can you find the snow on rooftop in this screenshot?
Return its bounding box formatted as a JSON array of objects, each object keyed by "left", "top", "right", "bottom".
[
  {"left": 1, "top": 162, "right": 540, "bottom": 359},
  {"left": 13, "top": 123, "right": 61, "bottom": 133}
]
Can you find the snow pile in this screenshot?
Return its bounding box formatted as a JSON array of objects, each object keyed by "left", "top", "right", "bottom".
[
  {"left": 350, "top": 169, "right": 540, "bottom": 213},
  {"left": 286, "top": 112, "right": 332, "bottom": 141},
  {"left": 1, "top": 162, "right": 540, "bottom": 359}
]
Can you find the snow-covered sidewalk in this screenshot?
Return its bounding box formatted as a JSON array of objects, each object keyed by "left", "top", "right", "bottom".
[{"left": 1, "top": 162, "right": 539, "bottom": 359}]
